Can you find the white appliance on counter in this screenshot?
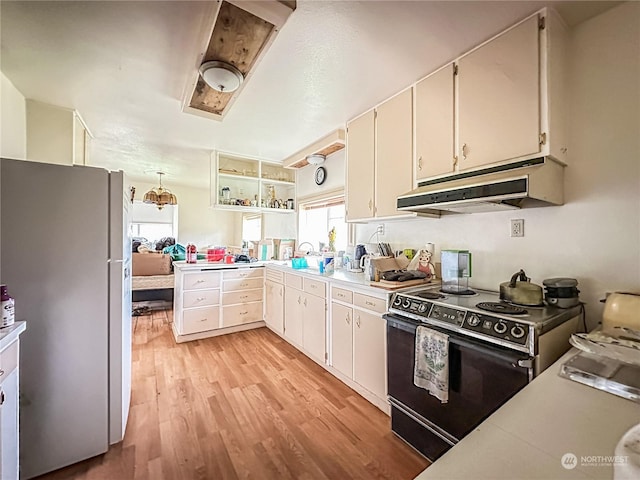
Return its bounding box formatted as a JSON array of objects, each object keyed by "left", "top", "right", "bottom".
[{"left": 0, "top": 158, "right": 132, "bottom": 479}]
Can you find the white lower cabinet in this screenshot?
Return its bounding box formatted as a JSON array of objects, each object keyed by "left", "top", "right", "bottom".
[
  {"left": 353, "top": 309, "right": 386, "bottom": 400},
  {"left": 266, "top": 268, "right": 388, "bottom": 413},
  {"left": 283, "top": 272, "right": 327, "bottom": 364},
  {"left": 1, "top": 338, "right": 21, "bottom": 480},
  {"left": 264, "top": 280, "right": 284, "bottom": 334},
  {"left": 331, "top": 288, "right": 388, "bottom": 407},
  {"left": 330, "top": 302, "right": 353, "bottom": 378},
  {"left": 173, "top": 264, "right": 264, "bottom": 341}
]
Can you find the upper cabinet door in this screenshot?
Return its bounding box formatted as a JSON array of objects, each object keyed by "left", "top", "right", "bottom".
[
  {"left": 415, "top": 64, "right": 455, "bottom": 180},
  {"left": 346, "top": 110, "right": 376, "bottom": 221},
  {"left": 375, "top": 89, "right": 413, "bottom": 218},
  {"left": 458, "top": 15, "right": 541, "bottom": 170}
]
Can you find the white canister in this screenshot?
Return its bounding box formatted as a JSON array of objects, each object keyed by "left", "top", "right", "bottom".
[{"left": 322, "top": 252, "right": 335, "bottom": 274}]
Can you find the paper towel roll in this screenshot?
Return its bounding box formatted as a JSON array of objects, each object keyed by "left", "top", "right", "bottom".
[{"left": 425, "top": 243, "right": 435, "bottom": 255}]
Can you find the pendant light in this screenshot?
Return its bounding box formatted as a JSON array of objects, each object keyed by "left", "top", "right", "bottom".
[{"left": 143, "top": 172, "right": 177, "bottom": 210}]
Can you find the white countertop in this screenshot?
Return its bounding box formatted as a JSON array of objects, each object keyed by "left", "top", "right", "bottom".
[
  {"left": 415, "top": 349, "right": 640, "bottom": 480},
  {"left": 0, "top": 321, "right": 26, "bottom": 352},
  {"left": 265, "top": 262, "right": 408, "bottom": 296},
  {"left": 173, "top": 260, "right": 269, "bottom": 271}
]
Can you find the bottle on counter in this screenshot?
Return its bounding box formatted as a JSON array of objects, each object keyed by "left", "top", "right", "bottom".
[
  {"left": 1, "top": 284, "right": 15, "bottom": 328},
  {"left": 186, "top": 243, "right": 198, "bottom": 264}
]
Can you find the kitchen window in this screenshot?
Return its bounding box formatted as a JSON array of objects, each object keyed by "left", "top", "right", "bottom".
[
  {"left": 298, "top": 197, "right": 349, "bottom": 252},
  {"left": 131, "top": 201, "right": 178, "bottom": 244}
]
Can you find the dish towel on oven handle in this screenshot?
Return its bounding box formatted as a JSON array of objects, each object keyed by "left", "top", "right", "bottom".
[{"left": 414, "top": 326, "right": 449, "bottom": 403}]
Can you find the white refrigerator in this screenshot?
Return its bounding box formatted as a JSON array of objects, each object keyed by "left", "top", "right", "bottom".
[{"left": 0, "top": 158, "right": 132, "bottom": 479}]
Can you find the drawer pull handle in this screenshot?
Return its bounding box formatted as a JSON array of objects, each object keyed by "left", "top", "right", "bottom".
[
  {"left": 240, "top": 295, "right": 248, "bottom": 299},
  {"left": 241, "top": 283, "right": 249, "bottom": 287},
  {"left": 356, "top": 315, "right": 361, "bottom": 328},
  {"left": 199, "top": 318, "right": 208, "bottom": 322},
  {"left": 196, "top": 279, "right": 205, "bottom": 284},
  {"left": 365, "top": 300, "right": 375, "bottom": 306},
  {"left": 0, "top": 389, "right": 4, "bottom": 406},
  {"left": 197, "top": 297, "right": 206, "bottom": 301},
  {"left": 346, "top": 313, "right": 351, "bottom": 324},
  {"left": 239, "top": 311, "right": 248, "bottom": 316},
  {"left": 0, "top": 369, "right": 4, "bottom": 377},
  {"left": 303, "top": 298, "right": 307, "bottom": 307}
]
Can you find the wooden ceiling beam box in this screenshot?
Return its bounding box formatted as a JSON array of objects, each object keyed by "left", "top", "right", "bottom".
[
  {"left": 283, "top": 129, "right": 346, "bottom": 169},
  {"left": 181, "top": 0, "right": 296, "bottom": 121}
]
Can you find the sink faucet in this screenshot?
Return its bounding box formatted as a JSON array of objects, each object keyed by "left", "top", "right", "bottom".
[{"left": 297, "top": 242, "right": 315, "bottom": 254}]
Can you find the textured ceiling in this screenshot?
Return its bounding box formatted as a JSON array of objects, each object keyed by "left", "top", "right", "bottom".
[{"left": 0, "top": 1, "right": 620, "bottom": 188}]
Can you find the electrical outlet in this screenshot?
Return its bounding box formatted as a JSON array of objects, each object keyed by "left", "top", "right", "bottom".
[
  {"left": 510, "top": 219, "right": 524, "bottom": 237},
  {"left": 376, "top": 224, "right": 385, "bottom": 236}
]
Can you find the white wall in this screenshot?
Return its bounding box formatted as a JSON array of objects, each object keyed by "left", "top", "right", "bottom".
[
  {"left": 356, "top": 2, "right": 640, "bottom": 330},
  {"left": 296, "top": 149, "right": 346, "bottom": 199},
  {"left": 0, "top": 72, "right": 26, "bottom": 159},
  {"left": 133, "top": 180, "right": 242, "bottom": 249}
]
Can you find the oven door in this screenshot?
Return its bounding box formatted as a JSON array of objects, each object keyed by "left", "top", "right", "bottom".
[{"left": 386, "top": 314, "right": 530, "bottom": 443}]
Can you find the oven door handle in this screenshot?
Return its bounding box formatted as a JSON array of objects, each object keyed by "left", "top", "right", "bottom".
[
  {"left": 448, "top": 335, "right": 529, "bottom": 367},
  {"left": 386, "top": 314, "right": 530, "bottom": 367}
]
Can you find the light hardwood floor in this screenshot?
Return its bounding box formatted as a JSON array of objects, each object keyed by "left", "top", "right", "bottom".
[{"left": 37, "top": 310, "right": 429, "bottom": 479}]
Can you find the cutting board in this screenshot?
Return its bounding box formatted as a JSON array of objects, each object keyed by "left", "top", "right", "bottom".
[{"left": 369, "top": 278, "right": 437, "bottom": 290}]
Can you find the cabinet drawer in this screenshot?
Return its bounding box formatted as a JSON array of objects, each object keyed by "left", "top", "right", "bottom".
[
  {"left": 183, "top": 272, "right": 221, "bottom": 290},
  {"left": 332, "top": 287, "right": 353, "bottom": 303},
  {"left": 222, "top": 289, "right": 263, "bottom": 306},
  {"left": 0, "top": 340, "right": 19, "bottom": 380},
  {"left": 285, "top": 273, "right": 303, "bottom": 289},
  {"left": 221, "top": 302, "right": 263, "bottom": 327},
  {"left": 304, "top": 278, "right": 326, "bottom": 298},
  {"left": 182, "top": 307, "right": 219, "bottom": 335},
  {"left": 183, "top": 289, "right": 219, "bottom": 309},
  {"left": 353, "top": 292, "right": 386, "bottom": 314},
  {"left": 265, "top": 268, "right": 284, "bottom": 283},
  {"left": 223, "top": 278, "right": 264, "bottom": 292},
  {"left": 224, "top": 268, "right": 264, "bottom": 280}
]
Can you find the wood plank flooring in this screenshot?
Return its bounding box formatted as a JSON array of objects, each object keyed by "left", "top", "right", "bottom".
[{"left": 37, "top": 310, "right": 429, "bottom": 479}]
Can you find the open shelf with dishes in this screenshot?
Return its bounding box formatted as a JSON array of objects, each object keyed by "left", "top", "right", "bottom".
[{"left": 212, "top": 152, "right": 296, "bottom": 213}]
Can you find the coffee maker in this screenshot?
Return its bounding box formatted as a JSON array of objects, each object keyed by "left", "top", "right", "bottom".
[{"left": 440, "top": 250, "right": 473, "bottom": 294}]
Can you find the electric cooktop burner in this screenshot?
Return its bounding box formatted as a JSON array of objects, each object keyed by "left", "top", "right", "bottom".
[
  {"left": 440, "top": 289, "right": 476, "bottom": 296},
  {"left": 476, "top": 302, "right": 528, "bottom": 315},
  {"left": 414, "top": 291, "right": 445, "bottom": 300}
]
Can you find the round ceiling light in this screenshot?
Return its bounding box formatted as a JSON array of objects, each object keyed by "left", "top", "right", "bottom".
[
  {"left": 306, "top": 154, "right": 326, "bottom": 166},
  {"left": 199, "top": 61, "right": 244, "bottom": 93}
]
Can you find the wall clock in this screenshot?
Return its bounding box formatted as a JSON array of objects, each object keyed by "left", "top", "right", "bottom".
[{"left": 314, "top": 166, "right": 326, "bottom": 185}]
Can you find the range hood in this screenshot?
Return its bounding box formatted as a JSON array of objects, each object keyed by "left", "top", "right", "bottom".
[{"left": 397, "top": 157, "right": 565, "bottom": 214}]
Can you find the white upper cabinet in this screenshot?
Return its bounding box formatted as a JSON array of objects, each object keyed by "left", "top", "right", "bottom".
[
  {"left": 457, "top": 15, "right": 541, "bottom": 170},
  {"left": 375, "top": 89, "right": 413, "bottom": 218},
  {"left": 346, "top": 109, "right": 376, "bottom": 221},
  {"left": 415, "top": 63, "right": 456, "bottom": 180},
  {"left": 346, "top": 89, "right": 414, "bottom": 222},
  {"left": 26, "top": 100, "right": 90, "bottom": 166},
  {"left": 412, "top": 8, "right": 567, "bottom": 184}
]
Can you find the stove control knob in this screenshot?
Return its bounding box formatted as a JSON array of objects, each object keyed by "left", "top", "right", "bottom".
[
  {"left": 417, "top": 303, "right": 429, "bottom": 314},
  {"left": 402, "top": 298, "right": 412, "bottom": 309},
  {"left": 393, "top": 296, "right": 403, "bottom": 307},
  {"left": 511, "top": 325, "right": 526, "bottom": 339},
  {"left": 467, "top": 314, "right": 481, "bottom": 327},
  {"left": 494, "top": 321, "right": 508, "bottom": 334}
]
